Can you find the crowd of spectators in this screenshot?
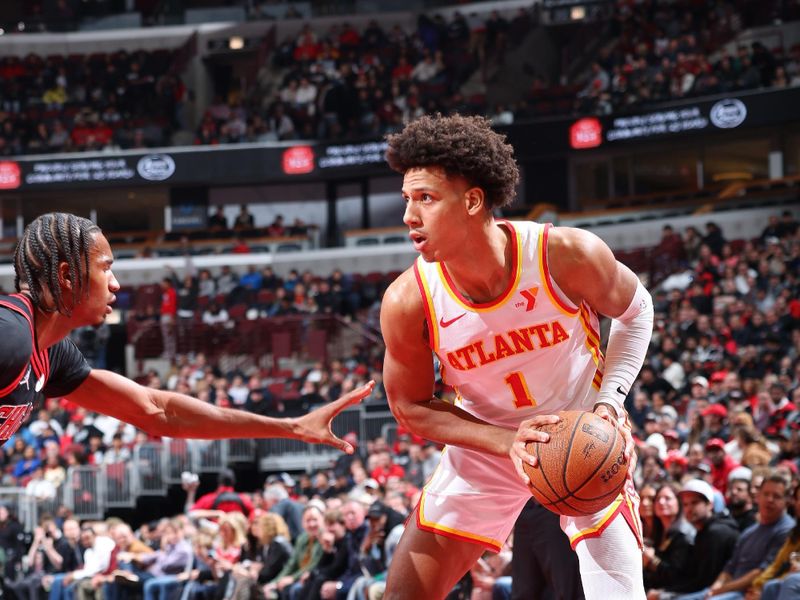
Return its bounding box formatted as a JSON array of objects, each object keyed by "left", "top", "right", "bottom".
[
  {"left": 160, "top": 263, "right": 384, "bottom": 320},
  {"left": 120, "top": 261, "right": 390, "bottom": 363},
  {"left": 198, "top": 206, "right": 313, "bottom": 243},
  {"left": 2, "top": 0, "right": 800, "bottom": 161},
  {"left": 574, "top": 0, "right": 800, "bottom": 116},
  {"left": 195, "top": 8, "right": 534, "bottom": 145},
  {"left": 6, "top": 1, "right": 800, "bottom": 157},
  {"left": 0, "top": 48, "right": 185, "bottom": 157},
  {"left": 0, "top": 209, "right": 797, "bottom": 598}
]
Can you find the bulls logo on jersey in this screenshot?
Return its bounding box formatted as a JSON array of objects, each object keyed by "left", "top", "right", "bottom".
[{"left": 0, "top": 403, "right": 33, "bottom": 442}]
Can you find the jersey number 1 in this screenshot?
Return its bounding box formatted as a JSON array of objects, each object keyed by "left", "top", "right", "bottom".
[{"left": 504, "top": 371, "right": 536, "bottom": 408}]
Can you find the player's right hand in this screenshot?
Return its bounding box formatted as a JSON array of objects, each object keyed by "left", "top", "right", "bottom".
[
  {"left": 509, "top": 414, "right": 560, "bottom": 485},
  {"left": 291, "top": 381, "right": 374, "bottom": 452}
]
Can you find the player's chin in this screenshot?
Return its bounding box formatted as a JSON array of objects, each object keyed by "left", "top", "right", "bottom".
[{"left": 418, "top": 247, "right": 440, "bottom": 263}]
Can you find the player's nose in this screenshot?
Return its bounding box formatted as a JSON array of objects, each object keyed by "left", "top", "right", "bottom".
[
  {"left": 402, "top": 203, "right": 419, "bottom": 227},
  {"left": 108, "top": 271, "right": 121, "bottom": 292}
]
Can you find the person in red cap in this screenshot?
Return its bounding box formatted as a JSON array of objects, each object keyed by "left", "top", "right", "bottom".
[
  {"left": 664, "top": 450, "right": 689, "bottom": 481},
  {"left": 701, "top": 403, "right": 730, "bottom": 444},
  {"left": 705, "top": 438, "right": 740, "bottom": 495},
  {"left": 662, "top": 429, "right": 682, "bottom": 453}
]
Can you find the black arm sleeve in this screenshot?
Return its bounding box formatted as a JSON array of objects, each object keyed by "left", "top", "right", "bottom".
[{"left": 42, "top": 339, "right": 92, "bottom": 398}]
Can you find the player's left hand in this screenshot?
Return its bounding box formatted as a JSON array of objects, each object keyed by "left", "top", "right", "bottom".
[
  {"left": 593, "top": 403, "right": 636, "bottom": 475},
  {"left": 290, "top": 381, "right": 375, "bottom": 452},
  {"left": 509, "top": 414, "right": 560, "bottom": 485}
]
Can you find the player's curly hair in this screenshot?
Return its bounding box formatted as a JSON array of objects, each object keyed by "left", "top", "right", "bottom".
[
  {"left": 14, "top": 213, "right": 100, "bottom": 316},
  {"left": 385, "top": 114, "right": 520, "bottom": 209}
]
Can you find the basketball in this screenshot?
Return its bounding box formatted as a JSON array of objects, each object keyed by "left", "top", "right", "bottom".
[{"left": 523, "top": 410, "right": 627, "bottom": 517}]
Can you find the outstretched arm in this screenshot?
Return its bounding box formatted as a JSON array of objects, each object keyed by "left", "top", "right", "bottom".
[{"left": 66, "top": 369, "right": 374, "bottom": 453}]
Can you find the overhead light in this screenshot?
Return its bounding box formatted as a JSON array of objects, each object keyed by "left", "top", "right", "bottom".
[
  {"left": 228, "top": 36, "right": 244, "bottom": 50},
  {"left": 570, "top": 6, "right": 586, "bottom": 20}
]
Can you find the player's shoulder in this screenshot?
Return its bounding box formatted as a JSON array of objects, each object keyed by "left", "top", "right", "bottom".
[
  {"left": 382, "top": 267, "right": 424, "bottom": 312},
  {"left": 0, "top": 301, "right": 33, "bottom": 361},
  {"left": 547, "top": 225, "right": 609, "bottom": 258},
  {"left": 380, "top": 267, "right": 425, "bottom": 325},
  {"left": 0, "top": 301, "right": 33, "bottom": 390}
]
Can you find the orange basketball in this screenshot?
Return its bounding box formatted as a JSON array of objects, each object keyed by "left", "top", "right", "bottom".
[{"left": 523, "top": 410, "right": 627, "bottom": 517}]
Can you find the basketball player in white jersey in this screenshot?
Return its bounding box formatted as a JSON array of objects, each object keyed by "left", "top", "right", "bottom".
[{"left": 379, "top": 115, "right": 653, "bottom": 600}]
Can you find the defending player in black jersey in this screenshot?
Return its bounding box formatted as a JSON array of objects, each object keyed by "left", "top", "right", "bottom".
[{"left": 0, "top": 213, "right": 372, "bottom": 449}]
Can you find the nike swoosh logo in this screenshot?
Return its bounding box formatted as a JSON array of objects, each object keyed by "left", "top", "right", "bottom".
[
  {"left": 617, "top": 386, "right": 627, "bottom": 396},
  {"left": 439, "top": 313, "right": 467, "bottom": 328}
]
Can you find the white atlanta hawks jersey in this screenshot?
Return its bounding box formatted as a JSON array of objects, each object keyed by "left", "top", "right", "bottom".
[{"left": 413, "top": 220, "right": 604, "bottom": 429}]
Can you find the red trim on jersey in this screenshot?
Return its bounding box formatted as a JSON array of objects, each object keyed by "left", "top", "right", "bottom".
[
  {"left": 0, "top": 374, "right": 27, "bottom": 397},
  {"left": 541, "top": 224, "right": 579, "bottom": 315},
  {"left": 412, "top": 261, "right": 436, "bottom": 351},
  {"left": 18, "top": 299, "right": 47, "bottom": 386},
  {"left": 579, "top": 303, "right": 601, "bottom": 344},
  {"left": 621, "top": 490, "right": 644, "bottom": 549},
  {"left": 569, "top": 499, "right": 624, "bottom": 549},
  {"left": 414, "top": 508, "right": 502, "bottom": 553},
  {"left": 438, "top": 220, "right": 519, "bottom": 311}
]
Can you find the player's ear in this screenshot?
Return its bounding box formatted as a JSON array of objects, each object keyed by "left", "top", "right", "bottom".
[
  {"left": 464, "top": 187, "right": 485, "bottom": 215},
  {"left": 58, "top": 261, "right": 73, "bottom": 291}
]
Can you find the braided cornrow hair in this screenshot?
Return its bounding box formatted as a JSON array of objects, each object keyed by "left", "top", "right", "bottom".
[{"left": 13, "top": 213, "right": 101, "bottom": 316}]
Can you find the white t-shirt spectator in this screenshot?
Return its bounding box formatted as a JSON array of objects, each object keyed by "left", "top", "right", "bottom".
[
  {"left": 202, "top": 307, "right": 230, "bottom": 325},
  {"left": 295, "top": 81, "right": 318, "bottom": 108},
  {"left": 228, "top": 381, "right": 250, "bottom": 406},
  {"left": 103, "top": 447, "right": 132, "bottom": 465},
  {"left": 411, "top": 58, "right": 441, "bottom": 83},
  {"left": 490, "top": 107, "right": 514, "bottom": 126},
  {"left": 662, "top": 361, "right": 686, "bottom": 391},
  {"left": 25, "top": 477, "right": 57, "bottom": 502},
  {"left": 280, "top": 82, "right": 298, "bottom": 105},
  {"left": 28, "top": 417, "right": 64, "bottom": 438},
  {"left": 71, "top": 535, "right": 116, "bottom": 581},
  {"left": 198, "top": 276, "right": 216, "bottom": 298}
]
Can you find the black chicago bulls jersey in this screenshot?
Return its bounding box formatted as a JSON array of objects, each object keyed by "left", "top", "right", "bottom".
[{"left": 0, "top": 294, "right": 91, "bottom": 443}]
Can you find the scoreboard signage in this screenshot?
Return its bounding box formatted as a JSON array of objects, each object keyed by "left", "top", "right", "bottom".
[
  {"left": 566, "top": 87, "right": 799, "bottom": 150},
  {"left": 5, "top": 87, "right": 799, "bottom": 189},
  {"left": 10, "top": 139, "right": 393, "bottom": 191}
]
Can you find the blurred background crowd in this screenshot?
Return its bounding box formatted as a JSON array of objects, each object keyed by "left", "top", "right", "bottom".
[
  {"left": 5, "top": 0, "right": 800, "bottom": 155},
  {"left": 0, "top": 0, "right": 799, "bottom": 599},
  {"left": 0, "top": 210, "right": 796, "bottom": 599}
]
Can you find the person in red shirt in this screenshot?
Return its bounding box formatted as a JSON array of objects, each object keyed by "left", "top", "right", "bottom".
[
  {"left": 186, "top": 468, "right": 254, "bottom": 518},
  {"left": 391, "top": 56, "right": 414, "bottom": 82},
  {"left": 705, "top": 438, "right": 740, "bottom": 495},
  {"left": 159, "top": 278, "right": 178, "bottom": 360},
  {"left": 370, "top": 450, "right": 405, "bottom": 486},
  {"left": 231, "top": 237, "right": 251, "bottom": 254}
]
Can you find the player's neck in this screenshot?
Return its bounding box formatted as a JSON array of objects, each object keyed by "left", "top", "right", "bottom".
[
  {"left": 33, "top": 306, "right": 74, "bottom": 351},
  {"left": 441, "top": 220, "right": 513, "bottom": 304}
]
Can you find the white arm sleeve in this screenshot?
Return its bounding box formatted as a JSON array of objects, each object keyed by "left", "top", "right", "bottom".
[{"left": 595, "top": 280, "right": 654, "bottom": 419}]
